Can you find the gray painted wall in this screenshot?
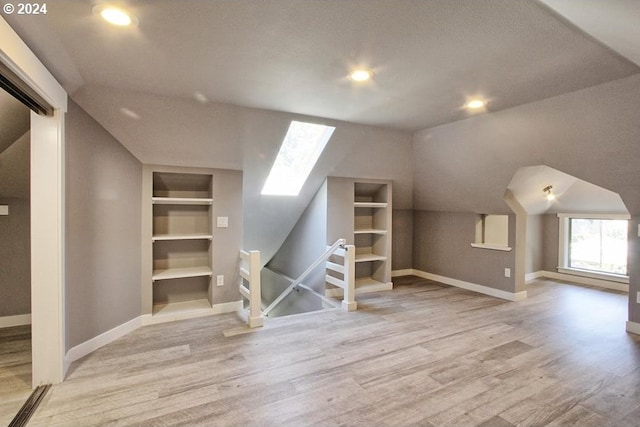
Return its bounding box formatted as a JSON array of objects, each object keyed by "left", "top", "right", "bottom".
[
  {"left": 413, "top": 74, "right": 640, "bottom": 325},
  {"left": 526, "top": 215, "right": 544, "bottom": 274},
  {"left": 267, "top": 181, "right": 328, "bottom": 295},
  {"left": 413, "top": 211, "right": 516, "bottom": 293},
  {"left": 0, "top": 197, "right": 30, "bottom": 317},
  {"left": 0, "top": 89, "right": 29, "bottom": 155},
  {"left": 628, "top": 216, "right": 640, "bottom": 323},
  {"left": 393, "top": 209, "right": 413, "bottom": 271},
  {"left": 0, "top": 131, "right": 30, "bottom": 318},
  {"left": 72, "top": 85, "right": 414, "bottom": 268},
  {"left": 65, "top": 100, "right": 142, "bottom": 350},
  {"left": 413, "top": 74, "right": 640, "bottom": 215},
  {"left": 0, "top": 131, "right": 29, "bottom": 199},
  {"left": 210, "top": 169, "right": 244, "bottom": 304},
  {"left": 542, "top": 214, "right": 560, "bottom": 272}
]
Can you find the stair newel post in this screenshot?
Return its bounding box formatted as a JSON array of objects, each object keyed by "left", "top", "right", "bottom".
[
  {"left": 248, "top": 250, "right": 264, "bottom": 328},
  {"left": 342, "top": 244, "right": 357, "bottom": 311}
]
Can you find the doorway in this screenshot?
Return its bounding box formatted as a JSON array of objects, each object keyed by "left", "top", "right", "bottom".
[{"left": 0, "top": 86, "right": 32, "bottom": 425}]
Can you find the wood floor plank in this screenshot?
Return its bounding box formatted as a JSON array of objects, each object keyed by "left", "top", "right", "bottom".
[
  {"left": 18, "top": 276, "right": 640, "bottom": 427},
  {"left": 0, "top": 325, "right": 31, "bottom": 426}
]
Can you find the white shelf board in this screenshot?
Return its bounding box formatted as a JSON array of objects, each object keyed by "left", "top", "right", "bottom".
[
  {"left": 355, "top": 278, "right": 394, "bottom": 293},
  {"left": 354, "top": 228, "right": 387, "bottom": 235},
  {"left": 152, "top": 299, "right": 212, "bottom": 317},
  {"left": 355, "top": 253, "right": 387, "bottom": 263},
  {"left": 354, "top": 202, "right": 387, "bottom": 208},
  {"left": 152, "top": 233, "right": 213, "bottom": 242},
  {"left": 152, "top": 197, "right": 212, "bottom": 205},
  {"left": 152, "top": 266, "right": 212, "bottom": 281}
]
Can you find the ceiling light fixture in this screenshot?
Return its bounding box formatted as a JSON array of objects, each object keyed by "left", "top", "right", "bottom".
[
  {"left": 543, "top": 185, "right": 555, "bottom": 201},
  {"left": 349, "top": 69, "right": 373, "bottom": 82},
  {"left": 94, "top": 6, "right": 137, "bottom": 27},
  {"left": 466, "top": 99, "right": 487, "bottom": 110}
]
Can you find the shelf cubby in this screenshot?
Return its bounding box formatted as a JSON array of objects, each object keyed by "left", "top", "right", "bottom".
[
  {"left": 353, "top": 181, "right": 392, "bottom": 292},
  {"left": 150, "top": 171, "right": 214, "bottom": 316}
]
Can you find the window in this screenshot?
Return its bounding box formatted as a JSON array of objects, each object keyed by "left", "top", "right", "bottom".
[
  {"left": 261, "top": 121, "right": 335, "bottom": 196},
  {"left": 558, "top": 214, "right": 629, "bottom": 282}
]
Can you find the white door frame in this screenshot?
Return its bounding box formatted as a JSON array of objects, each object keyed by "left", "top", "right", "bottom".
[{"left": 0, "top": 17, "right": 67, "bottom": 385}]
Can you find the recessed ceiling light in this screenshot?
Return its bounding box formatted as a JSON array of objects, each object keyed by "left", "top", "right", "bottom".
[
  {"left": 349, "top": 69, "right": 373, "bottom": 82},
  {"left": 466, "top": 99, "right": 487, "bottom": 110},
  {"left": 194, "top": 92, "right": 209, "bottom": 104},
  {"left": 95, "top": 6, "right": 137, "bottom": 27},
  {"left": 120, "top": 107, "right": 140, "bottom": 120}
]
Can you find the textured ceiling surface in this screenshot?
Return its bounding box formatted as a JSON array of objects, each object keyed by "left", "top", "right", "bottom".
[
  {"left": 507, "top": 165, "right": 628, "bottom": 215},
  {"left": 3, "top": 0, "right": 639, "bottom": 131}
]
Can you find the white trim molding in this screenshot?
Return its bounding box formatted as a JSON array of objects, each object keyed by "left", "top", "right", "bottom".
[
  {"left": 626, "top": 321, "right": 640, "bottom": 336},
  {"left": 556, "top": 213, "right": 631, "bottom": 220},
  {"left": 391, "top": 269, "right": 414, "bottom": 277},
  {"left": 2, "top": 16, "right": 68, "bottom": 386},
  {"left": 557, "top": 267, "right": 628, "bottom": 284},
  {"left": 470, "top": 243, "right": 512, "bottom": 252},
  {"left": 64, "top": 316, "right": 143, "bottom": 372},
  {"left": 526, "top": 270, "right": 629, "bottom": 292},
  {"left": 525, "top": 271, "right": 545, "bottom": 282},
  {"left": 142, "top": 300, "right": 243, "bottom": 326},
  {"left": 65, "top": 301, "right": 243, "bottom": 373},
  {"left": 394, "top": 269, "right": 526, "bottom": 302},
  {"left": 557, "top": 213, "right": 630, "bottom": 285},
  {"left": 0, "top": 313, "right": 31, "bottom": 328}
]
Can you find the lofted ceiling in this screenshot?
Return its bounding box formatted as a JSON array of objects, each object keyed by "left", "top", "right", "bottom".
[
  {"left": 3, "top": 0, "right": 639, "bottom": 132},
  {"left": 507, "top": 165, "right": 628, "bottom": 216}
]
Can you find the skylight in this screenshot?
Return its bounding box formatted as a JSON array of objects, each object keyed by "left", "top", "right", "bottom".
[{"left": 261, "top": 121, "right": 335, "bottom": 196}]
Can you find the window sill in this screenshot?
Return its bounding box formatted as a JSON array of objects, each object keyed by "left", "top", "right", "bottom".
[
  {"left": 470, "top": 243, "right": 512, "bottom": 252},
  {"left": 557, "top": 267, "right": 629, "bottom": 284}
]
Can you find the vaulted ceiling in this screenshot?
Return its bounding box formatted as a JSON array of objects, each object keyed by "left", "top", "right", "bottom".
[{"left": 4, "top": 0, "right": 639, "bottom": 132}]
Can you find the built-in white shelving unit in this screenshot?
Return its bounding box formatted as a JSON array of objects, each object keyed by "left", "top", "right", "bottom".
[
  {"left": 151, "top": 171, "right": 214, "bottom": 317},
  {"left": 353, "top": 181, "right": 392, "bottom": 293}
]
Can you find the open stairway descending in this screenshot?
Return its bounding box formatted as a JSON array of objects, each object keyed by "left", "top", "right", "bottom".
[
  {"left": 260, "top": 267, "right": 337, "bottom": 318},
  {"left": 238, "top": 239, "right": 356, "bottom": 326}
]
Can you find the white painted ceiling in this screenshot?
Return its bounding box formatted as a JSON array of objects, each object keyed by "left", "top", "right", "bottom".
[
  {"left": 507, "top": 165, "right": 628, "bottom": 215},
  {"left": 3, "top": 0, "right": 639, "bottom": 131},
  {"left": 538, "top": 0, "right": 640, "bottom": 68}
]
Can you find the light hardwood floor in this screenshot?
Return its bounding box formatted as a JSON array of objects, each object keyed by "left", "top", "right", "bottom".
[
  {"left": 0, "top": 325, "right": 32, "bottom": 426},
  {"left": 26, "top": 277, "right": 640, "bottom": 426}
]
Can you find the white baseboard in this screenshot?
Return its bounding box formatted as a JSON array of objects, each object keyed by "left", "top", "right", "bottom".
[
  {"left": 0, "top": 313, "right": 31, "bottom": 328},
  {"left": 525, "top": 271, "right": 545, "bottom": 282},
  {"left": 391, "top": 269, "right": 414, "bottom": 277},
  {"left": 213, "top": 300, "right": 243, "bottom": 314},
  {"left": 411, "top": 269, "right": 527, "bottom": 302},
  {"left": 65, "top": 315, "right": 143, "bottom": 370},
  {"left": 64, "top": 300, "right": 243, "bottom": 375},
  {"left": 529, "top": 270, "right": 629, "bottom": 292},
  {"left": 143, "top": 300, "right": 243, "bottom": 326},
  {"left": 626, "top": 321, "right": 640, "bottom": 335}
]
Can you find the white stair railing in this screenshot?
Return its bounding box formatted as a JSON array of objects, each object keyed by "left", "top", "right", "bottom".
[
  {"left": 325, "top": 244, "right": 357, "bottom": 311},
  {"left": 239, "top": 249, "right": 264, "bottom": 328},
  {"left": 262, "top": 238, "right": 355, "bottom": 317}
]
